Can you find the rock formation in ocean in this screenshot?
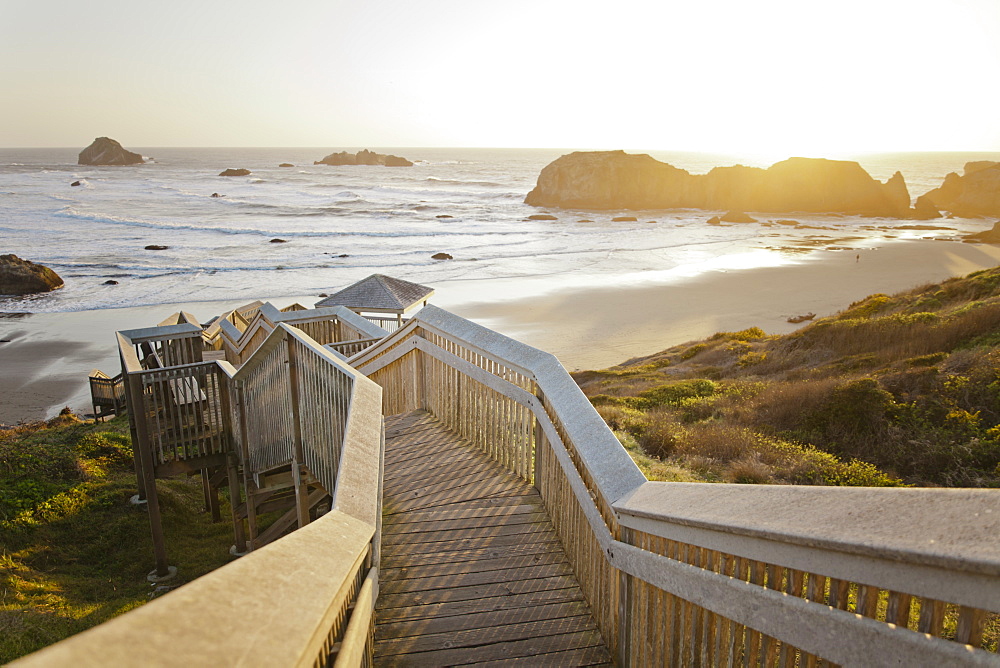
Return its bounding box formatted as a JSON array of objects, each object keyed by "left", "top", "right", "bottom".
[
  {"left": 721, "top": 211, "right": 757, "bottom": 223},
  {"left": 524, "top": 151, "right": 914, "bottom": 217},
  {"left": 0, "top": 254, "right": 64, "bottom": 295},
  {"left": 921, "top": 162, "right": 1000, "bottom": 217},
  {"left": 315, "top": 149, "right": 413, "bottom": 167},
  {"left": 219, "top": 168, "right": 251, "bottom": 177},
  {"left": 964, "top": 220, "right": 1000, "bottom": 244},
  {"left": 78, "top": 137, "right": 144, "bottom": 166}
]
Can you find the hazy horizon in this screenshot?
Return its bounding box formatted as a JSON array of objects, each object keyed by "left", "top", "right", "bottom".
[{"left": 3, "top": 0, "right": 1000, "bottom": 160}]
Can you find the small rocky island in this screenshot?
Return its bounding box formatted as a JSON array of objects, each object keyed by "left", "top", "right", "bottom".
[
  {"left": 0, "top": 254, "right": 64, "bottom": 295},
  {"left": 919, "top": 161, "right": 1000, "bottom": 217},
  {"left": 78, "top": 137, "right": 145, "bottom": 166},
  {"left": 525, "top": 151, "right": 914, "bottom": 217},
  {"left": 315, "top": 149, "right": 413, "bottom": 167}
]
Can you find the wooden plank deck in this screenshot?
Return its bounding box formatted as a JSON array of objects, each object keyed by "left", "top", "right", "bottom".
[{"left": 375, "top": 411, "right": 613, "bottom": 666}]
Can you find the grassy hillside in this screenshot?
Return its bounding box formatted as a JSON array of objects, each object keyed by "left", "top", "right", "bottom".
[
  {"left": 575, "top": 266, "right": 1000, "bottom": 487},
  {"left": 0, "top": 413, "right": 236, "bottom": 662}
]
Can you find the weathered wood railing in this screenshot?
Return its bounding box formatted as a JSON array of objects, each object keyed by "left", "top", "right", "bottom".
[
  {"left": 17, "top": 322, "right": 384, "bottom": 667},
  {"left": 88, "top": 369, "right": 126, "bottom": 420},
  {"left": 218, "top": 303, "right": 387, "bottom": 367},
  {"left": 16, "top": 304, "right": 1000, "bottom": 666},
  {"left": 362, "top": 314, "right": 409, "bottom": 334},
  {"left": 352, "top": 305, "right": 1000, "bottom": 666}
]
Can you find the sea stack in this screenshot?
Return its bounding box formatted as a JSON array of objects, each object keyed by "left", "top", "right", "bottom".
[
  {"left": 921, "top": 162, "right": 1000, "bottom": 217},
  {"left": 525, "top": 151, "right": 914, "bottom": 217},
  {"left": 0, "top": 254, "right": 64, "bottom": 295},
  {"left": 78, "top": 137, "right": 144, "bottom": 166},
  {"left": 315, "top": 149, "right": 413, "bottom": 167}
]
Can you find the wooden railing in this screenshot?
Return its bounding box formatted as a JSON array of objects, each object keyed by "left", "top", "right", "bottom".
[
  {"left": 18, "top": 305, "right": 1000, "bottom": 666},
  {"left": 17, "top": 322, "right": 384, "bottom": 667},
  {"left": 361, "top": 314, "right": 408, "bottom": 334},
  {"left": 88, "top": 369, "right": 125, "bottom": 420},
  {"left": 352, "top": 305, "right": 1000, "bottom": 666},
  {"left": 218, "top": 303, "right": 388, "bottom": 367}
]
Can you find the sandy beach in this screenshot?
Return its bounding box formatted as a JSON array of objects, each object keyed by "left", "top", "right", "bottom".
[{"left": 4, "top": 239, "right": 1000, "bottom": 424}]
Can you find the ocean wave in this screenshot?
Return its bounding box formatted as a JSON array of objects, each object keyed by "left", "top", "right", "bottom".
[
  {"left": 426, "top": 176, "right": 504, "bottom": 187},
  {"left": 51, "top": 206, "right": 536, "bottom": 239}
]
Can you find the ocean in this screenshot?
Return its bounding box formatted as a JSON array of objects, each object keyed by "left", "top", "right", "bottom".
[{"left": 2, "top": 147, "right": 998, "bottom": 315}]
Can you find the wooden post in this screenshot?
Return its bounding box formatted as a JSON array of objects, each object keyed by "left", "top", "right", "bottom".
[
  {"left": 286, "top": 333, "right": 310, "bottom": 529},
  {"left": 235, "top": 382, "right": 258, "bottom": 549},
  {"left": 122, "top": 360, "right": 147, "bottom": 502},
  {"left": 218, "top": 375, "right": 247, "bottom": 554},
  {"left": 532, "top": 389, "right": 545, "bottom": 493},
  {"left": 128, "top": 370, "right": 173, "bottom": 579},
  {"left": 618, "top": 526, "right": 633, "bottom": 665}
]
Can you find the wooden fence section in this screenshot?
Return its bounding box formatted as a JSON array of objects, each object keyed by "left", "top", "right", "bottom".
[
  {"left": 375, "top": 411, "right": 612, "bottom": 665},
  {"left": 217, "top": 303, "right": 388, "bottom": 367},
  {"left": 353, "top": 305, "right": 1000, "bottom": 666},
  {"left": 119, "top": 310, "right": 386, "bottom": 564}
]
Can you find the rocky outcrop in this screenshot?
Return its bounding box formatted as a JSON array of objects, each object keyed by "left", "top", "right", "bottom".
[
  {"left": 0, "top": 255, "right": 64, "bottom": 295},
  {"left": 964, "top": 220, "right": 1000, "bottom": 243},
  {"left": 524, "top": 151, "right": 914, "bottom": 217},
  {"left": 219, "top": 168, "right": 251, "bottom": 177},
  {"left": 921, "top": 162, "right": 1000, "bottom": 217},
  {"left": 78, "top": 137, "right": 144, "bottom": 166},
  {"left": 315, "top": 149, "right": 413, "bottom": 167},
  {"left": 912, "top": 195, "right": 942, "bottom": 220},
  {"left": 721, "top": 211, "right": 757, "bottom": 223}
]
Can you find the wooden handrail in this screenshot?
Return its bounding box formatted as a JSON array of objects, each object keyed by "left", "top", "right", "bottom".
[{"left": 357, "top": 305, "right": 1000, "bottom": 665}]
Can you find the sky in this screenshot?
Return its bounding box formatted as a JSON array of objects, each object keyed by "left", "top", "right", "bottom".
[{"left": 2, "top": 0, "right": 999, "bottom": 157}]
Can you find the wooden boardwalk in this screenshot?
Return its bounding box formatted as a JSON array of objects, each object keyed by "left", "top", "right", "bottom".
[{"left": 375, "top": 411, "right": 612, "bottom": 666}]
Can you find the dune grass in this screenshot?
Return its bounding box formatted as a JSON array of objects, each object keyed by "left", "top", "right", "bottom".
[
  {"left": 0, "top": 413, "right": 236, "bottom": 663},
  {"left": 576, "top": 266, "right": 1000, "bottom": 487}
]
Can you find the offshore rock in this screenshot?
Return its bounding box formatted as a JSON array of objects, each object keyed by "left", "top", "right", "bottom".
[
  {"left": 912, "top": 195, "right": 942, "bottom": 220},
  {"left": 0, "top": 254, "right": 64, "bottom": 295},
  {"left": 922, "top": 163, "right": 1000, "bottom": 217},
  {"left": 314, "top": 149, "right": 413, "bottom": 167},
  {"left": 525, "top": 151, "right": 913, "bottom": 217},
  {"left": 721, "top": 211, "right": 757, "bottom": 223},
  {"left": 219, "top": 168, "right": 251, "bottom": 177},
  {"left": 78, "top": 137, "right": 144, "bottom": 166},
  {"left": 964, "top": 220, "right": 1000, "bottom": 244}
]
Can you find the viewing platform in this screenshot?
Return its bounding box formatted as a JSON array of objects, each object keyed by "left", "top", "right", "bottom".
[{"left": 19, "top": 275, "right": 1000, "bottom": 667}]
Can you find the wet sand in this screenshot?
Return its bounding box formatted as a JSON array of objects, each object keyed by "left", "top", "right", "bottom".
[{"left": 3, "top": 240, "right": 1000, "bottom": 423}]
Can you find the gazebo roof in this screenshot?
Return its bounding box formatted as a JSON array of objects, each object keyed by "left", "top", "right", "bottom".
[{"left": 315, "top": 274, "right": 434, "bottom": 313}]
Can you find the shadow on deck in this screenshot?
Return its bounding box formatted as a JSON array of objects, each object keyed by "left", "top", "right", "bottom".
[{"left": 375, "top": 411, "right": 612, "bottom": 666}]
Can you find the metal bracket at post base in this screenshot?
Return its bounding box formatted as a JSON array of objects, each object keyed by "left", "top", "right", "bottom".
[{"left": 146, "top": 566, "right": 178, "bottom": 583}]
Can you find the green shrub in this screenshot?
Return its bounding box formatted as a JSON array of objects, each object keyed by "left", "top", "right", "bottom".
[
  {"left": 840, "top": 294, "right": 892, "bottom": 319},
  {"left": 710, "top": 327, "right": 768, "bottom": 341},
  {"left": 633, "top": 379, "right": 717, "bottom": 410},
  {"left": 680, "top": 343, "right": 708, "bottom": 360}
]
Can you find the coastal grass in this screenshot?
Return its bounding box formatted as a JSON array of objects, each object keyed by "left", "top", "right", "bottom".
[
  {"left": 0, "top": 413, "right": 236, "bottom": 663},
  {"left": 576, "top": 265, "right": 1000, "bottom": 488}
]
